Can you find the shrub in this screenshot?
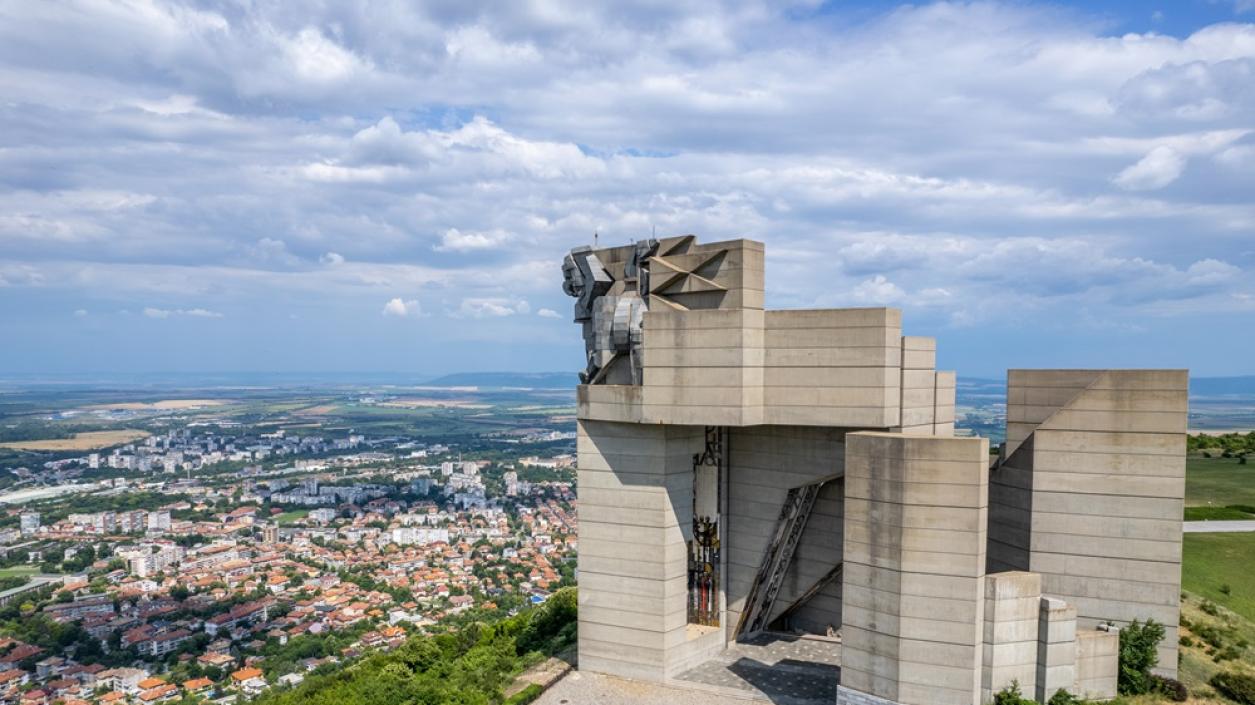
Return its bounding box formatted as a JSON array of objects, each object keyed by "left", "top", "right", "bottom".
[
  {"left": 993, "top": 681, "right": 1035, "bottom": 705},
  {"left": 1194, "top": 623, "right": 1226, "bottom": 649},
  {"left": 1201, "top": 600, "right": 1220, "bottom": 616},
  {"left": 1212, "top": 671, "right": 1255, "bottom": 705},
  {"left": 1047, "top": 689, "right": 1083, "bottom": 705},
  {"left": 1151, "top": 675, "right": 1188, "bottom": 702},
  {"left": 1214, "top": 645, "right": 1242, "bottom": 662},
  {"left": 1179, "top": 635, "right": 1194, "bottom": 647},
  {"left": 1118, "top": 619, "right": 1166, "bottom": 695},
  {"left": 1221, "top": 583, "right": 1233, "bottom": 596}
]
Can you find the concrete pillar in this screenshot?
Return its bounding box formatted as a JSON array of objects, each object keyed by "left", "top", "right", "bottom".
[
  {"left": 894, "top": 337, "right": 936, "bottom": 434},
  {"left": 1036, "top": 597, "right": 1078, "bottom": 702},
  {"left": 575, "top": 420, "right": 707, "bottom": 681},
  {"left": 934, "top": 370, "right": 957, "bottom": 436},
  {"left": 840, "top": 432, "right": 989, "bottom": 705},
  {"left": 981, "top": 571, "right": 1041, "bottom": 702},
  {"left": 1075, "top": 629, "right": 1119, "bottom": 700}
]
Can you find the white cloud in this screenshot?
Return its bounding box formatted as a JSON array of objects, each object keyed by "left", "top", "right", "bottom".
[
  {"left": 280, "top": 27, "right": 371, "bottom": 85},
  {"left": 435, "top": 228, "right": 514, "bottom": 252},
  {"left": 144, "top": 307, "right": 223, "bottom": 319},
  {"left": 1112, "top": 146, "right": 1187, "bottom": 190},
  {"left": 1216, "top": 144, "right": 1255, "bottom": 167},
  {"left": 1186, "top": 258, "right": 1241, "bottom": 285},
  {"left": 382, "top": 297, "right": 420, "bottom": 318},
  {"left": 537, "top": 308, "right": 562, "bottom": 319},
  {"left": 301, "top": 162, "right": 408, "bottom": 183},
  {"left": 248, "top": 238, "right": 301, "bottom": 266},
  {"left": 456, "top": 297, "right": 531, "bottom": 318},
  {"left": 321, "top": 252, "right": 345, "bottom": 265},
  {"left": 850, "top": 275, "right": 906, "bottom": 304},
  {"left": 73, "top": 309, "right": 87, "bottom": 317}
]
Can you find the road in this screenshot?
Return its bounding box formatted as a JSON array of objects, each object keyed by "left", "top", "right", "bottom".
[{"left": 1183, "top": 520, "right": 1255, "bottom": 533}]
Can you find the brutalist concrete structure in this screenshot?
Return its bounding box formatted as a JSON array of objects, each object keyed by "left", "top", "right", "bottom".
[{"left": 563, "top": 236, "right": 1187, "bottom": 705}]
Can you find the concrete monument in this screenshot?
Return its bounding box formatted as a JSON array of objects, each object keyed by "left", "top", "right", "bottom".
[{"left": 563, "top": 236, "right": 1187, "bottom": 705}]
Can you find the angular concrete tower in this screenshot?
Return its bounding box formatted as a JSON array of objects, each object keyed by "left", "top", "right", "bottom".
[{"left": 563, "top": 236, "right": 1187, "bottom": 705}]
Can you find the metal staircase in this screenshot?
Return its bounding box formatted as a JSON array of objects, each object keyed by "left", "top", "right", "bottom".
[
  {"left": 772, "top": 562, "right": 843, "bottom": 632},
  {"left": 736, "top": 481, "right": 824, "bottom": 637}
]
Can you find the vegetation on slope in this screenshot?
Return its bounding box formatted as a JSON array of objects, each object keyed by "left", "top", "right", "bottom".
[{"left": 253, "top": 587, "right": 576, "bottom": 705}]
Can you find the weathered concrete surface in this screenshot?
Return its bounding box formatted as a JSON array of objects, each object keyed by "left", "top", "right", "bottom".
[
  {"left": 536, "top": 670, "right": 767, "bottom": 705},
  {"left": 841, "top": 432, "right": 989, "bottom": 705},
  {"left": 1037, "top": 597, "right": 1078, "bottom": 702},
  {"left": 981, "top": 571, "right": 1041, "bottom": 702},
  {"left": 580, "top": 306, "right": 911, "bottom": 429},
  {"left": 577, "top": 419, "right": 713, "bottom": 681},
  {"left": 726, "top": 426, "right": 846, "bottom": 640},
  {"left": 989, "top": 369, "right": 1187, "bottom": 678},
  {"left": 673, "top": 631, "right": 840, "bottom": 704},
  {"left": 1075, "top": 629, "right": 1119, "bottom": 700}
]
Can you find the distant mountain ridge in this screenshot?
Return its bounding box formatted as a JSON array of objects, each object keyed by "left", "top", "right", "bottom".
[{"left": 421, "top": 372, "right": 577, "bottom": 389}]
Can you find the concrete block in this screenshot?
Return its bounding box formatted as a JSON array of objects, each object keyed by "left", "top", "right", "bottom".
[
  {"left": 982, "top": 572, "right": 1042, "bottom": 702},
  {"left": 1075, "top": 630, "right": 1119, "bottom": 700}
]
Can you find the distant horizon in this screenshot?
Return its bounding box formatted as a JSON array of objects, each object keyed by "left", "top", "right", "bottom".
[{"left": 4, "top": 369, "right": 1255, "bottom": 387}]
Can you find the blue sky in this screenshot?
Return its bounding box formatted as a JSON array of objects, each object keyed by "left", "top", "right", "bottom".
[{"left": 2, "top": 0, "right": 1254, "bottom": 380}]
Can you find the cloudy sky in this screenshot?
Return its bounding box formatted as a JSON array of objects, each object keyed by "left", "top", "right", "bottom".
[{"left": 2, "top": 0, "right": 1254, "bottom": 380}]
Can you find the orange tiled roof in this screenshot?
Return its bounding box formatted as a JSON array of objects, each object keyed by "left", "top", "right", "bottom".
[{"left": 230, "top": 667, "right": 263, "bottom": 682}]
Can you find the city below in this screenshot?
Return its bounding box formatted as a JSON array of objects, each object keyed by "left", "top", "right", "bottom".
[{"left": 0, "top": 380, "right": 579, "bottom": 704}]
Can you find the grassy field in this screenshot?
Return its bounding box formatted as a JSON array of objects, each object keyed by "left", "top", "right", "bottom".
[
  {"left": 0, "top": 429, "right": 150, "bottom": 451},
  {"left": 274, "top": 509, "right": 310, "bottom": 526},
  {"left": 1186, "top": 456, "right": 1255, "bottom": 508},
  {"left": 1182, "top": 532, "right": 1255, "bottom": 622},
  {"left": 0, "top": 566, "right": 41, "bottom": 579},
  {"left": 1185, "top": 506, "right": 1255, "bottom": 521}
]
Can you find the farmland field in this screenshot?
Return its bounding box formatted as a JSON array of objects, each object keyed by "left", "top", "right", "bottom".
[
  {"left": 0, "top": 429, "right": 150, "bottom": 451},
  {"left": 83, "top": 399, "right": 229, "bottom": 410}
]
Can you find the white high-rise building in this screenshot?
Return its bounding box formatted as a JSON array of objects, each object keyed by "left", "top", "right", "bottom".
[
  {"left": 19, "top": 512, "right": 40, "bottom": 535},
  {"left": 147, "top": 511, "right": 172, "bottom": 533}
]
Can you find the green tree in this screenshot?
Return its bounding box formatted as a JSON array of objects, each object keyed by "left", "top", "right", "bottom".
[{"left": 1117, "top": 619, "right": 1165, "bottom": 695}]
